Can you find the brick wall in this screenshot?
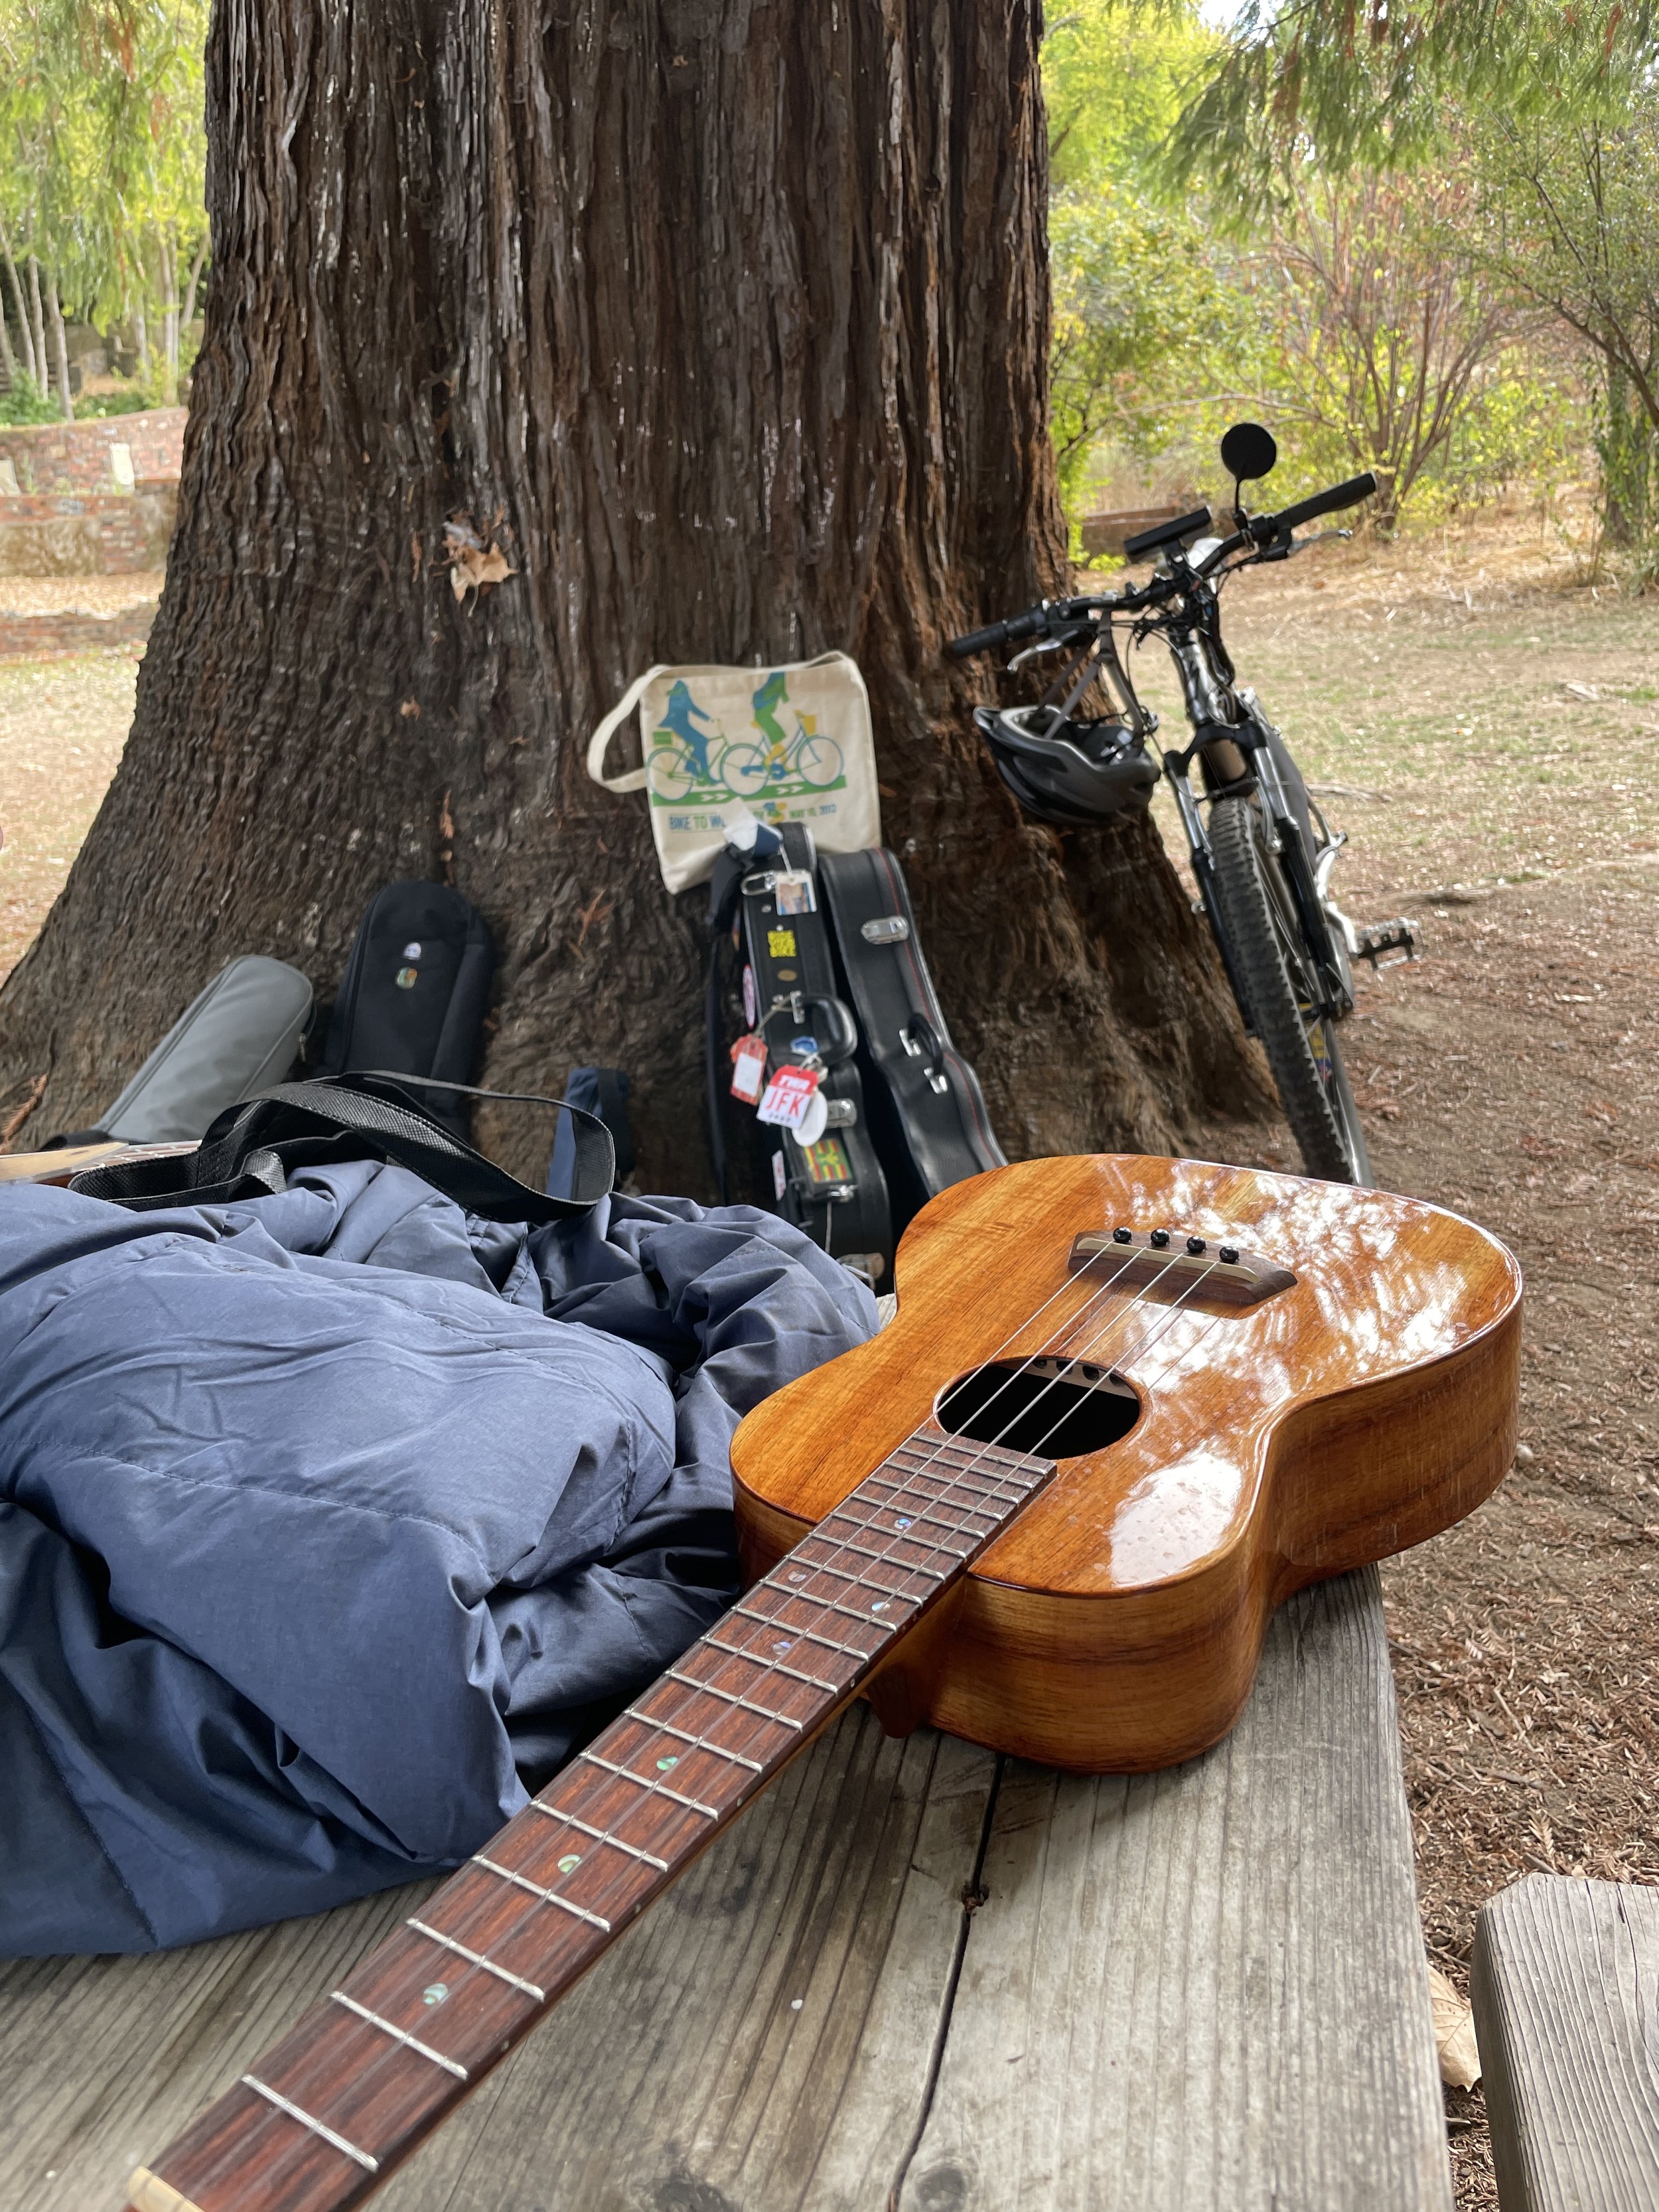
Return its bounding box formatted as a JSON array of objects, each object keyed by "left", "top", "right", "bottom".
[
  {"left": 0, "top": 409, "right": 186, "bottom": 496},
  {"left": 0, "top": 485, "right": 178, "bottom": 575}
]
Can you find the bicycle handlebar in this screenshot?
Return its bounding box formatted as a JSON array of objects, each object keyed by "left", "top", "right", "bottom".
[
  {"left": 1262, "top": 472, "right": 1378, "bottom": 537},
  {"left": 948, "top": 471, "right": 1377, "bottom": 655},
  {"left": 946, "top": 607, "right": 1052, "bottom": 657}
]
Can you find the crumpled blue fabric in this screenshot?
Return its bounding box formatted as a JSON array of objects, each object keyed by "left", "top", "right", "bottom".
[{"left": 0, "top": 1162, "right": 874, "bottom": 1955}]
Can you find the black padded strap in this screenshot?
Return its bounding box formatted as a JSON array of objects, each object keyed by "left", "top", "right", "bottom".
[{"left": 68, "top": 1072, "right": 614, "bottom": 1223}]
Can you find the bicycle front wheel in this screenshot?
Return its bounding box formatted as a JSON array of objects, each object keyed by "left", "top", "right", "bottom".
[
  {"left": 1206, "top": 795, "right": 1372, "bottom": 1184},
  {"left": 796, "top": 736, "right": 843, "bottom": 788}
]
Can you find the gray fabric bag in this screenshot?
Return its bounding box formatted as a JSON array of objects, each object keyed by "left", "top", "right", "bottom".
[{"left": 102, "top": 955, "right": 315, "bottom": 1143}]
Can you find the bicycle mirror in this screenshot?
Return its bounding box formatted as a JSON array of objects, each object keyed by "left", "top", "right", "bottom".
[{"left": 1220, "top": 421, "right": 1277, "bottom": 484}]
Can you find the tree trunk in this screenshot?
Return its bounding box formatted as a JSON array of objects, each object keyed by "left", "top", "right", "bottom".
[
  {"left": 0, "top": 275, "right": 15, "bottom": 390},
  {"left": 45, "top": 271, "right": 74, "bottom": 421},
  {"left": 25, "top": 256, "right": 46, "bottom": 399},
  {"left": 0, "top": 225, "right": 35, "bottom": 388},
  {"left": 0, "top": 0, "right": 1263, "bottom": 1185},
  {"left": 181, "top": 239, "right": 208, "bottom": 339}
]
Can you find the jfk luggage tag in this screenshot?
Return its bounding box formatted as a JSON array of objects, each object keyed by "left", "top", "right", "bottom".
[
  {"left": 756, "top": 1061, "right": 828, "bottom": 1146},
  {"left": 730, "top": 1034, "right": 767, "bottom": 1105}
]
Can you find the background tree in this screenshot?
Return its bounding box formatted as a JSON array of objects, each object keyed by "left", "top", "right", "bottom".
[
  {"left": 0, "top": 0, "right": 208, "bottom": 417},
  {"left": 0, "top": 0, "right": 1262, "bottom": 1189}
]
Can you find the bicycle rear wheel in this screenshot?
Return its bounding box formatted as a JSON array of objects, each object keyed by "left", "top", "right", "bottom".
[{"left": 1206, "top": 794, "right": 1371, "bottom": 1184}]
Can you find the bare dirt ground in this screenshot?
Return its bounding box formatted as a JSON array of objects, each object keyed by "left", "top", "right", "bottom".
[
  {"left": 1142, "top": 504, "right": 1659, "bottom": 2207},
  {"left": 1, "top": 514, "right": 1654, "bottom": 2205}
]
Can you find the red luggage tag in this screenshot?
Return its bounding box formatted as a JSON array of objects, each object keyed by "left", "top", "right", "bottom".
[
  {"left": 730, "top": 1035, "right": 767, "bottom": 1104},
  {"left": 756, "top": 1063, "right": 821, "bottom": 1131}
]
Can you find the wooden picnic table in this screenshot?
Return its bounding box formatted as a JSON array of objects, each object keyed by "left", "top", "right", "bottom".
[{"left": 0, "top": 1566, "right": 1451, "bottom": 2212}]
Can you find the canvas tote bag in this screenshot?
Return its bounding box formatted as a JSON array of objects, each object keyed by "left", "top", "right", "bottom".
[{"left": 585, "top": 652, "right": 881, "bottom": 893}]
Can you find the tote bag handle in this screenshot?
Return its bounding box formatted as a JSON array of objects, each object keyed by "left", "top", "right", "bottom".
[{"left": 585, "top": 664, "right": 670, "bottom": 794}]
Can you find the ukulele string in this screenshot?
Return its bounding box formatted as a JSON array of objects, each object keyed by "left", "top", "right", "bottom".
[
  {"left": 236, "top": 1192, "right": 1267, "bottom": 2210},
  {"left": 228, "top": 1227, "right": 1249, "bottom": 2209},
  {"left": 202, "top": 1236, "right": 1183, "bottom": 2201}
]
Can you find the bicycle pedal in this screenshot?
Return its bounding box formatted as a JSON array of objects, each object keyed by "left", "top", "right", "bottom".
[{"left": 1355, "top": 917, "right": 1421, "bottom": 968}]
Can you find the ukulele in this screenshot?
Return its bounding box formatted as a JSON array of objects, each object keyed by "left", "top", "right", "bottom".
[{"left": 127, "top": 1153, "right": 1521, "bottom": 2212}]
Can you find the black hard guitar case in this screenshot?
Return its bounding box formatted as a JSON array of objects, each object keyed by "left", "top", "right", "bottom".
[
  {"left": 737, "top": 825, "right": 895, "bottom": 1288},
  {"left": 818, "top": 846, "right": 1005, "bottom": 1233}
]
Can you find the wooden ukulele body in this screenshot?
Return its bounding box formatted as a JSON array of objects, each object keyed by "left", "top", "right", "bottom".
[{"left": 732, "top": 1153, "right": 1522, "bottom": 1772}]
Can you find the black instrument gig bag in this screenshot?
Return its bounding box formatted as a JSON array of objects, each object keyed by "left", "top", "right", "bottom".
[
  {"left": 735, "top": 824, "right": 895, "bottom": 1287},
  {"left": 321, "top": 882, "right": 495, "bottom": 1138},
  {"left": 818, "top": 846, "right": 1005, "bottom": 1232}
]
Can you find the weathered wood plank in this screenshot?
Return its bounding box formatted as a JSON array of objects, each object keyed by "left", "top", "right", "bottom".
[
  {"left": 0, "top": 1877, "right": 441, "bottom": 2212},
  {"left": 371, "top": 1711, "right": 993, "bottom": 2212},
  {"left": 1473, "top": 1875, "right": 1659, "bottom": 2212},
  {"left": 3, "top": 1568, "right": 1440, "bottom": 2212},
  {"left": 897, "top": 1566, "right": 1452, "bottom": 2212}
]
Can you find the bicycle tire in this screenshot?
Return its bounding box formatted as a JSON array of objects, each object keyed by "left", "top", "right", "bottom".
[
  {"left": 1206, "top": 795, "right": 1371, "bottom": 1184},
  {"left": 646, "top": 741, "right": 699, "bottom": 802}
]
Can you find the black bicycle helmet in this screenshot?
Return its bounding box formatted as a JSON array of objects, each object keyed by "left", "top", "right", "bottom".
[{"left": 973, "top": 705, "right": 1159, "bottom": 828}]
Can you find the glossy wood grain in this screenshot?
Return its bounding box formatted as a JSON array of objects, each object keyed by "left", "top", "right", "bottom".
[{"left": 733, "top": 1153, "right": 1522, "bottom": 1771}]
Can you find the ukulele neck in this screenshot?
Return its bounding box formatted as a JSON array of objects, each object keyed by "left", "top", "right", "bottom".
[{"left": 131, "top": 1426, "right": 1056, "bottom": 2212}]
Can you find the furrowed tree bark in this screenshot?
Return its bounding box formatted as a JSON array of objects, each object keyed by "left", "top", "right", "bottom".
[{"left": 0, "top": 0, "right": 1264, "bottom": 1192}]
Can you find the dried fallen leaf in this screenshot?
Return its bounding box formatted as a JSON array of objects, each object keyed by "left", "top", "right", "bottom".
[
  {"left": 443, "top": 521, "right": 517, "bottom": 601},
  {"left": 1429, "top": 1965, "right": 1481, "bottom": 2088}
]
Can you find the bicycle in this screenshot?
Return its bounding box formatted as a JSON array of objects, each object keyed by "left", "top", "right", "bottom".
[
  {"left": 948, "top": 422, "right": 1418, "bottom": 1185},
  {"left": 723, "top": 720, "right": 845, "bottom": 798}
]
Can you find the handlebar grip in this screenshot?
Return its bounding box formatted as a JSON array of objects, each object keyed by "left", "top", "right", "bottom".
[
  {"left": 1267, "top": 472, "right": 1378, "bottom": 536},
  {"left": 946, "top": 605, "right": 1050, "bottom": 657}
]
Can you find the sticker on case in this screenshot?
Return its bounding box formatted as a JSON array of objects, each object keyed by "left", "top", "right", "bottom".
[
  {"left": 730, "top": 1035, "right": 767, "bottom": 1104},
  {"left": 757, "top": 1065, "right": 822, "bottom": 1130},
  {"left": 742, "top": 963, "right": 758, "bottom": 1027},
  {"left": 773, "top": 869, "right": 816, "bottom": 916}
]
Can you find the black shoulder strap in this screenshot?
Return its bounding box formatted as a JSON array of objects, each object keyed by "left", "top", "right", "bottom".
[{"left": 67, "top": 1072, "right": 614, "bottom": 1224}]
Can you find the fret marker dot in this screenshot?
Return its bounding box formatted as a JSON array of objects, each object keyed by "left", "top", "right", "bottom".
[
  {"left": 871, "top": 1601, "right": 888, "bottom": 1613},
  {"left": 557, "top": 1854, "right": 581, "bottom": 1873},
  {"left": 895, "top": 1517, "right": 912, "bottom": 1530},
  {"left": 422, "top": 1982, "right": 449, "bottom": 2007},
  {"left": 774, "top": 1639, "right": 792, "bottom": 1653},
  {"left": 656, "top": 1755, "right": 678, "bottom": 1771},
  {"left": 788, "top": 1570, "right": 806, "bottom": 1582}
]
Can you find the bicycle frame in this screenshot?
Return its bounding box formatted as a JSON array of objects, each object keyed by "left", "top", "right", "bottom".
[{"left": 1030, "top": 560, "right": 1356, "bottom": 1028}]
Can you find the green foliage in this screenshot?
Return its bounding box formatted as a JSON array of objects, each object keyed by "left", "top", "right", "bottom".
[
  {"left": 1166, "top": 1, "right": 1659, "bottom": 203},
  {"left": 0, "top": 0, "right": 208, "bottom": 413},
  {"left": 0, "top": 369, "right": 56, "bottom": 423},
  {"left": 1043, "top": 0, "right": 1623, "bottom": 542}
]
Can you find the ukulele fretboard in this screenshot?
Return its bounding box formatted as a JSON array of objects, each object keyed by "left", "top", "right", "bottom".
[{"left": 130, "top": 1426, "right": 1055, "bottom": 2212}]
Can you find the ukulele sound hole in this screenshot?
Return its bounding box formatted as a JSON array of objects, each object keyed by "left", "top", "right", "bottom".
[{"left": 935, "top": 1359, "right": 1140, "bottom": 1459}]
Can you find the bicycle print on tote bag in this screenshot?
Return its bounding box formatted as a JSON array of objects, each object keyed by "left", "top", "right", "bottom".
[{"left": 585, "top": 651, "right": 883, "bottom": 893}]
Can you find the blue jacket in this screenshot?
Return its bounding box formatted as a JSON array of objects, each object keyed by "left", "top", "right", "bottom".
[{"left": 0, "top": 1163, "right": 874, "bottom": 1954}]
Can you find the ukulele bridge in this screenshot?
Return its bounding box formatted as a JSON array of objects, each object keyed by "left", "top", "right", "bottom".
[{"left": 1069, "top": 1228, "right": 1295, "bottom": 1307}]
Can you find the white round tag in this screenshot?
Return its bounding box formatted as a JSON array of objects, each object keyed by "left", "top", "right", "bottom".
[{"left": 795, "top": 1090, "right": 829, "bottom": 1147}]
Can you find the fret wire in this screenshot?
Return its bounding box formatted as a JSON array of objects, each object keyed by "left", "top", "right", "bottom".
[
  {"left": 406, "top": 1918, "right": 547, "bottom": 2002},
  {"left": 884, "top": 1460, "right": 1037, "bottom": 1506},
  {"left": 330, "top": 1992, "right": 470, "bottom": 2083},
  {"left": 702, "top": 1633, "right": 843, "bottom": 1694},
  {"left": 578, "top": 1751, "right": 722, "bottom": 1820},
  {"left": 881, "top": 1445, "right": 1034, "bottom": 1487},
  {"left": 727, "top": 1603, "right": 873, "bottom": 1660},
  {"left": 660, "top": 1666, "right": 805, "bottom": 1731},
  {"left": 240, "top": 2075, "right": 380, "bottom": 2173},
  {"left": 472, "top": 1852, "right": 612, "bottom": 1931},
  {"left": 768, "top": 1574, "right": 921, "bottom": 1629},
  {"left": 222, "top": 1313, "right": 1102, "bottom": 2211},
  {"left": 527, "top": 1803, "right": 670, "bottom": 1871},
  {"left": 838, "top": 1502, "right": 985, "bottom": 1551},
  {"left": 623, "top": 1708, "right": 767, "bottom": 1770},
  {"left": 777, "top": 1546, "right": 929, "bottom": 1597},
  {"left": 859, "top": 1465, "right": 1030, "bottom": 1512},
  {"left": 839, "top": 1473, "right": 1010, "bottom": 1519},
  {"left": 831, "top": 1494, "right": 990, "bottom": 1540},
  {"left": 806, "top": 1526, "right": 948, "bottom": 1579}
]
